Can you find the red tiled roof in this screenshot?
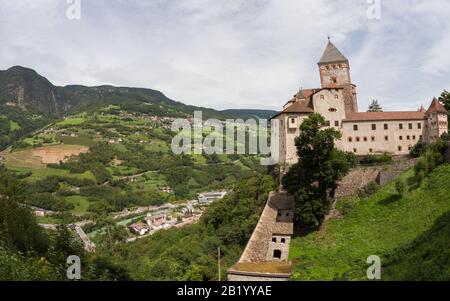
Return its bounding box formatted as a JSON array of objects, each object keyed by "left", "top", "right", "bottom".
[
  {"left": 343, "top": 111, "right": 426, "bottom": 122},
  {"left": 427, "top": 98, "right": 448, "bottom": 114},
  {"left": 272, "top": 101, "right": 314, "bottom": 119}
]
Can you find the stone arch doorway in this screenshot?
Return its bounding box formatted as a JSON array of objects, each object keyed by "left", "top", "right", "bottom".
[{"left": 273, "top": 249, "right": 282, "bottom": 259}]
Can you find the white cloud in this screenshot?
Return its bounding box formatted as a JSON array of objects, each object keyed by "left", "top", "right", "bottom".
[{"left": 0, "top": 0, "right": 449, "bottom": 111}]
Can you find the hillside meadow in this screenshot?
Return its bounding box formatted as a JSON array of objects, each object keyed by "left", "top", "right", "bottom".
[{"left": 289, "top": 164, "right": 450, "bottom": 280}]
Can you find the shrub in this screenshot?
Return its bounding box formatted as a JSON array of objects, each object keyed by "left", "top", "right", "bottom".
[
  {"left": 359, "top": 153, "right": 392, "bottom": 165},
  {"left": 395, "top": 178, "right": 406, "bottom": 196},
  {"left": 359, "top": 181, "right": 380, "bottom": 197},
  {"left": 410, "top": 142, "right": 427, "bottom": 158}
]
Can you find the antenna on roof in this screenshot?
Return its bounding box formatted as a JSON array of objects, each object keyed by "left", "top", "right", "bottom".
[{"left": 327, "top": 34, "right": 331, "bottom": 41}]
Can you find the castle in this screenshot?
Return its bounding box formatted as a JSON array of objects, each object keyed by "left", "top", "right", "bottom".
[{"left": 271, "top": 40, "right": 449, "bottom": 165}]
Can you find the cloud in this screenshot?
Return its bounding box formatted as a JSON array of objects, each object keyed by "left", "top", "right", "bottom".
[{"left": 0, "top": 0, "right": 449, "bottom": 111}]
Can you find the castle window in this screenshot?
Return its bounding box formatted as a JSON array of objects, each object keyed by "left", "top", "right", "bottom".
[
  {"left": 348, "top": 137, "right": 353, "bottom": 142},
  {"left": 353, "top": 148, "right": 357, "bottom": 153},
  {"left": 320, "top": 95, "right": 325, "bottom": 100},
  {"left": 420, "top": 135, "right": 423, "bottom": 140},
  {"left": 281, "top": 238, "right": 286, "bottom": 244},
  {"left": 291, "top": 118, "right": 295, "bottom": 124},
  {"left": 369, "top": 148, "right": 373, "bottom": 153},
  {"left": 325, "top": 120, "right": 331, "bottom": 127},
  {"left": 335, "top": 121, "right": 339, "bottom": 127},
  {"left": 407, "top": 135, "right": 410, "bottom": 140},
  {"left": 356, "top": 137, "right": 360, "bottom": 142},
  {"left": 398, "top": 146, "right": 402, "bottom": 151},
  {"left": 273, "top": 250, "right": 282, "bottom": 259},
  {"left": 329, "top": 108, "right": 337, "bottom": 112},
  {"left": 384, "top": 124, "right": 389, "bottom": 130},
  {"left": 413, "top": 135, "right": 416, "bottom": 140},
  {"left": 372, "top": 124, "right": 377, "bottom": 131},
  {"left": 408, "top": 145, "right": 412, "bottom": 151},
  {"left": 418, "top": 123, "right": 422, "bottom": 129},
  {"left": 409, "top": 123, "right": 413, "bottom": 130},
  {"left": 371, "top": 136, "right": 375, "bottom": 142},
  {"left": 272, "top": 237, "right": 277, "bottom": 243},
  {"left": 399, "top": 136, "right": 403, "bottom": 140},
  {"left": 385, "top": 136, "right": 389, "bottom": 141},
  {"left": 353, "top": 125, "right": 359, "bottom": 131},
  {"left": 334, "top": 94, "right": 339, "bottom": 99},
  {"left": 363, "top": 137, "right": 368, "bottom": 142},
  {"left": 399, "top": 123, "right": 403, "bottom": 130}
]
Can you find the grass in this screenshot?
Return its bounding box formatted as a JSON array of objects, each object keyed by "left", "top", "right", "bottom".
[
  {"left": 7, "top": 166, "right": 95, "bottom": 182},
  {"left": 289, "top": 164, "right": 450, "bottom": 280},
  {"left": 131, "top": 171, "right": 167, "bottom": 191},
  {"left": 56, "top": 115, "right": 87, "bottom": 126},
  {"left": 144, "top": 140, "right": 170, "bottom": 153},
  {"left": 56, "top": 134, "right": 95, "bottom": 147},
  {"left": 9, "top": 120, "right": 21, "bottom": 131},
  {"left": 65, "top": 195, "right": 91, "bottom": 215},
  {"left": 36, "top": 215, "right": 59, "bottom": 224}
]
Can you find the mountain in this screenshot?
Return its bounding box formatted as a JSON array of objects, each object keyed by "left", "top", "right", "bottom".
[
  {"left": 0, "top": 65, "right": 275, "bottom": 149},
  {"left": 220, "top": 109, "right": 278, "bottom": 120},
  {"left": 0, "top": 66, "right": 62, "bottom": 116},
  {"left": 0, "top": 66, "right": 273, "bottom": 120}
]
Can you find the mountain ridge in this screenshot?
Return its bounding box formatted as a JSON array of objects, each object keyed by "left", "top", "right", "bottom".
[{"left": 0, "top": 65, "right": 277, "bottom": 119}]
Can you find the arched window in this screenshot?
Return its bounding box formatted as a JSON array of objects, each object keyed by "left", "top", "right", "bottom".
[{"left": 273, "top": 250, "right": 282, "bottom": 259}]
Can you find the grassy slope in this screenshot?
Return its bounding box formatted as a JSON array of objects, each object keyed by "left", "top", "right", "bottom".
[{"left": 289, "top": 164, "right": 450, "bottom": 280}]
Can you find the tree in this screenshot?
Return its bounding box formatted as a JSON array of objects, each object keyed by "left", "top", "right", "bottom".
[
  {"left": 282, "top": 114, "right": 352, "bottom": 228},
  {"left": 368, "top": 99, "right": 383, "bottom": 112},
  {"left": 438, "top": 90, "right": 450, "bottom": 123}
]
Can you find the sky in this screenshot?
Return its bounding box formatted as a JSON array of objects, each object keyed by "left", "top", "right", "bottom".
[{"left": 0, "top": 0, "right": 449, "bottom": 112}]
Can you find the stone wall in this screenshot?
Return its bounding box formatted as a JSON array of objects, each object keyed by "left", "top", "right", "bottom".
[
  {"left": 333, "top": 158, "right": 417, "bottom": 200},
  {"left": 227, "top": 192, "right": 294, "bottom": 281}
]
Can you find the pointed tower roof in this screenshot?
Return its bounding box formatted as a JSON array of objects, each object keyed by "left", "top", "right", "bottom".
[
  {"left": 426, "top": 97, "right": 448, "bottom": 114},
  {"left": 318, "top": 41, "right": 348, "bottom": 64},
  {"left": 418, "top": 105, "right": 425, "bottom": 112}
]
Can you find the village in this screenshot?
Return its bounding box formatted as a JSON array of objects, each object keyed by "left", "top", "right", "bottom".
[{"left": 35, "top": 190, "right": 228, "bottom": 251}]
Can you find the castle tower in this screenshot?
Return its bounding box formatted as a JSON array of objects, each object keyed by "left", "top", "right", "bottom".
[
  {"left": 318, "top": 40, "right": 358, "bottom": 113},
  {"left": 425, "top": 97, "right": 448, "bottom": 143}
]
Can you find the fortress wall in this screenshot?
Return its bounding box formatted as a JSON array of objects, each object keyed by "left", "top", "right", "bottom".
[{"left": 334, "top": 158, "right": 417, "bottom": 200}]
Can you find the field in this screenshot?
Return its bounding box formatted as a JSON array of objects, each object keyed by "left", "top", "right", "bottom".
[
  {"left": 1, "top": 145, "right": 95, "bottom": 182},
  {"left": 32, "top": 145, "right": 89, "bottom": 164},
  {"left": 56, "top": 116, "right": 87, "bottom": 126},
  {"left": 289, "top": 164, "right": 450, "bottom": 280},
  {"left": 1, "top": 144, "right": 89, "bottom": 166}
]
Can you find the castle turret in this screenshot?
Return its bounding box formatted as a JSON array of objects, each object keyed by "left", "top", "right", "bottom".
[
  {"left": 425, "top": 97, "right": 448, "bottom": 143},
  {"left": 318, "top": 40, "right": 358, "bottom": 114}
]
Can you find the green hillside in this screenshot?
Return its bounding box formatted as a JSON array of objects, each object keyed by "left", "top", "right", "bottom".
[{"left": 289, "top": 164, "right": 450, "bottom": 281}]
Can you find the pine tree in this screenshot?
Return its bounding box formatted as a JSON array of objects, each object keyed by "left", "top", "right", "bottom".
[{"left": 368, "top": 99, "right": 383, "bottom": 112}]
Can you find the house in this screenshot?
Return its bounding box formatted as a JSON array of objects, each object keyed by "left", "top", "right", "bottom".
[
  {"left": 181, "top": 202, "right": 195, "bottom": 217},
  {"left": 35, "top": 209, "right": 46, "bottom": 217},
  {"left": 198, "top": 191, "right": 227, "bottom": 204},
  {"left": 145, "top": 214, "right": 168, "bottom": 230},
  {"left": 128, "top": 222, "right": 150, "bottom": 236},
  {"left": 271, "top": 40, "right": 449, "bottom": 166}
]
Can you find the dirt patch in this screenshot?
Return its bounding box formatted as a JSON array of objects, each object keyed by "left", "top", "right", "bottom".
[{"left": 32, "top": 145, "right": 89, "bottom": 164}]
